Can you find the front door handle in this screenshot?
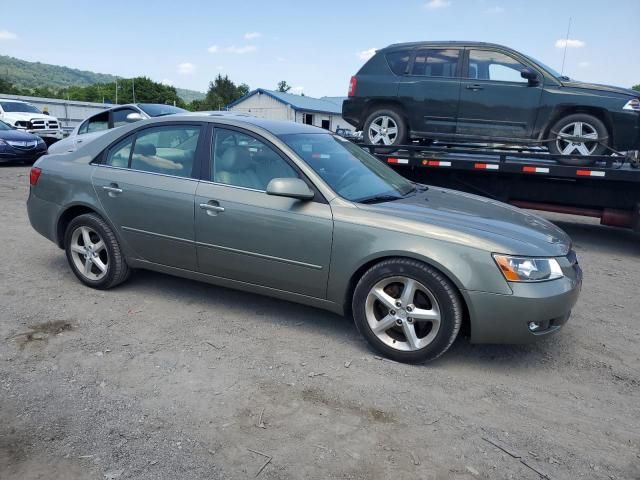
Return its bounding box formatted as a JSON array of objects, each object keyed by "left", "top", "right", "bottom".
[
  {"left": 466, "top": 84, "right": 483, "bottom": 91},
  {"left": 102, "top": 184, "right": 123, "bottom": 196},
  {"left": 199, "top": 201, "right": 225, "bottom": 215}
]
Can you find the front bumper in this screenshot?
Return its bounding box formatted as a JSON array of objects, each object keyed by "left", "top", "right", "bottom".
[
  {"left": 465, "top": 264, "right": 582, "bottom": 344},
  {"left": 27, "top": 129, "right": 64, "bottom": 140},
  {"left": 611, "top": 110, "right": 640, "bottom": 151},
  {"left": 0, "top": 146, "right": 48, "bottom": 163}
]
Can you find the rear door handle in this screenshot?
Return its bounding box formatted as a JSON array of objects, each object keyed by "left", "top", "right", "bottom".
[
  {"left": 466, "top": 84, "right": 483, "bottom": 91},
  {"left": 102, "top": 184, "right": 123, "bottom": 196},
  {"left": 199, "top": 201, "right": 225, "bottom": 215}
]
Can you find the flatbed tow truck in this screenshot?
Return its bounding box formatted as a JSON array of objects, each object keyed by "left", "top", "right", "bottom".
[{"left": 361, "top": 143, "right": 640, "bottom": 232}]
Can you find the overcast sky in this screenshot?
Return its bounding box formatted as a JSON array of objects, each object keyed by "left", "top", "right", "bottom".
[{"left": 1, "top": 0, "right": 638, "bottom": 96}]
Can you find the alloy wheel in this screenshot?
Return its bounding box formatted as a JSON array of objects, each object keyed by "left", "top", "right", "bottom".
[
  {"left": 555, "top": 121, "right": 600, "bottom": 155},
  {"left": 69, "top": 226, "right": 109, "bottom": 281},
  {"left": 368, "top": 115, "right": 398, "bottom": 145},
  {"left": 364, "top": 276, "right": 441, "bottom": 351}
]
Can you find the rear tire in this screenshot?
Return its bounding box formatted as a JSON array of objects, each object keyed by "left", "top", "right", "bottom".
[
  {"left": 363, "top": 108, "right": 407, "bottom": 153},
  {"left": 547, "top": 113, "right": 609, "bottom": 165},
  {"left": 352, "top": 258, "right": 463, "bottom": 363},
  {"left": 64, "top": 213, "right": 130, "bottom": 289}
]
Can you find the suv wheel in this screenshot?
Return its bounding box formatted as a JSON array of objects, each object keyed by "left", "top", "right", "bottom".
[
  {"left": 352, "top": 258, "right": 463, "bottom": 363},
  {"left": 64, "top": 213, "right": 130, "bottom": 289},
  {"left": 363, "top": 108, "right": 407, "bottom": 151},
  {"left": 547, "top": 113, "right": 609, "bottom": 160}
]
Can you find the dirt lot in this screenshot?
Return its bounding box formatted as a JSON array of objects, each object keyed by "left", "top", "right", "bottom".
[{"left": 0, "top": 164, "right": 638, "bottom": 480}]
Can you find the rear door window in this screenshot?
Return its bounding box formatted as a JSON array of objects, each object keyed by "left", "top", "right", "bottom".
[
  {"left": 411, "top": 49, "right": 460, "bottom": 77},
  {"left": 104, "top": 124, "right": 201, "bottom": 178},
  {"left": 85, "top": 112, "right": 109, "bottom": 134},
  {"left": 385, "top": 50, "right": 411, "bottom": 75},
  {"left": 130, "top": 125, "right": 201, "bottom": 178}
]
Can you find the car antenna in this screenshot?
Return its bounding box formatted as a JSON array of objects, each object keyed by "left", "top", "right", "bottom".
[{"left": 560, "top": 17, "right": 572, "bottom": 76}]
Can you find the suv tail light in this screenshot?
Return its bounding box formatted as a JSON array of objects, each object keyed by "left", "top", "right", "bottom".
[
  {"left": 348, "top": 76, "right": 357, "bottom": 97},
  {"left": 29, "top": 167, "right": 42, "bottom": 186}
]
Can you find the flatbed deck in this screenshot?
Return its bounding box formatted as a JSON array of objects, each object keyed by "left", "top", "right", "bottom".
[{"left": 362, "top": 143, "right": 640, "bottom": 231}]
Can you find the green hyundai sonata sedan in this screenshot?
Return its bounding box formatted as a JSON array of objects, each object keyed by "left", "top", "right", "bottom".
[{"left": 27, "top": 114, "right": 582, "bottom": 363}]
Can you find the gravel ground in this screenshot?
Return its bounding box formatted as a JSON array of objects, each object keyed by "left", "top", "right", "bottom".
[{"left": 1, "top": 164, "right": 639, "bottom": 480}]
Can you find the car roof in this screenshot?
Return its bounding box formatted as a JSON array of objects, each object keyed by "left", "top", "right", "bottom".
[
  {"left": 163, "top": 114, "right": 327, "bottom": 135},
  {"left": 0, "top": 98, "right": 30, "bottom": 103},
  {"left": 382, "top": 41, "right": 513, "bottom": 51}
]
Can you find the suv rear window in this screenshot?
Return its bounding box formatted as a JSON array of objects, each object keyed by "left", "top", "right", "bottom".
[
  {"left": 385, "top": 50, "right": 411, "bottom": 75},
  {"left": 411, "top": 49, "right": 460, "bottom": 77}
]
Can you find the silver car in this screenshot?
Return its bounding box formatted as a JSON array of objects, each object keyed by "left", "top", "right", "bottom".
[
  {"left": 48, "top": 103, "right": 187, "bottom": 154},
  {"left": 27, "top": 115, "right": 582, "bottom": 363}
]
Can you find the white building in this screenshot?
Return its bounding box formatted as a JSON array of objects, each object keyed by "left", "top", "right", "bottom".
[{"left": 227, "top": 89, "right": 350, "bottom": 132}]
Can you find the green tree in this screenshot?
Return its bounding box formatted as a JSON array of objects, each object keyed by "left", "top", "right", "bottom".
[
  {"left": 192, "top": 74, "right": 249, "bottom": 111},
  {"left": 277, "top": 80, "right": 291, "bottom": 93},
  {"left": 633, "top": 84, "right": 640, "bottom": 92}
]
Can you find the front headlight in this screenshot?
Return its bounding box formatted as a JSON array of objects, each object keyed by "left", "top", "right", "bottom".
[
  {"left": 623, "top": 98, "right": 640, "bottom": 112},
  {"left": 493, "top": 254, "right": 564, "bottom": 282}
]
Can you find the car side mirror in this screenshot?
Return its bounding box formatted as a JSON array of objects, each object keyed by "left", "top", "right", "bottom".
[
  {"left": 266, "top": 178, "right": 314, "bottom": 201},
  {"left": 521, "top": 68, "right": 539, "bottom": 85},
  {"left": 125, "top": 112, "right": 144, "bottom": 122}
]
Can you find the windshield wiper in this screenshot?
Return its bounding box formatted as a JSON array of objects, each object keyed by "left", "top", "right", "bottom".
[{"left": 358, "top": 195, "right": 403, "bottom": 204}]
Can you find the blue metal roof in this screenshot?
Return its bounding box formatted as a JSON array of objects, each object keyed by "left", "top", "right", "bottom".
[{"left": 227, "top": 89, "right": 345, "bottom": 115}]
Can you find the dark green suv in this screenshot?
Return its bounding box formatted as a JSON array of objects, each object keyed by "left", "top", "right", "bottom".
[{"left": 342, "top": 42, "right": 640, "bottom": 156}]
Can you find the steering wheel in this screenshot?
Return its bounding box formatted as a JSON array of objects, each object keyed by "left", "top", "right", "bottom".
[{"left": 335, "top": 167, "right": 360, "bottom": 191}]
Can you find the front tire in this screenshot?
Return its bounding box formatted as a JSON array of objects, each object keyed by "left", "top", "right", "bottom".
[
  {"left": 547, "top": 113, "right": 609, "bottom": 163},
  {"left": 363, "top": 108, "right": 407, "bottom": 153},
  {"left": 64, "top": 213, "right": 130, "bottom": 289},
  {"left": 352, "top": 258, "right": 463, "bottom": 363}
]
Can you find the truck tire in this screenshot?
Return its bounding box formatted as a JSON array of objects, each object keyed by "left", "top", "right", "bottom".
[
  {"left": 363, "top": 108, "right": 407, "bottom": 153},
  {"left": 547, "top": 113, "right": 609, "bottom": 165}
]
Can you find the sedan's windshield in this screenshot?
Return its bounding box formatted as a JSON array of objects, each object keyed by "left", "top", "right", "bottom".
[
  {"left": 138, "top": 104, "right": 186, "bottom": 117},
  {"left": 0, "top": 101, "right": 42, "bottom": 114},
  {"left": 280, "top": 133, "right": 415, "bottom": 202}
]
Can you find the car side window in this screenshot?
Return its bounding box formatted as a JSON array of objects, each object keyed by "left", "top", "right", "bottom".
[
  {"left": 212, "top": 128, "right": 298, "bottom": 191},
  {"left": 105, "top": 136, "right": 134, "bottom": 168},
  {"left": 385, "top": 49, "right": 411, "bottom": 75},
  {"left": 86, "top": 112, "right": 110, "bottom": 133},
  {"left": 128, "top": 125, "right": 201, "bottom": 178},
  {"left": 467, "top": 50, "right": 528, "bottom": 83},
  {"left": 411, "top": 49, "right": 459, "bottom": 77},
  {"left": 112, "top": 108, "right": 140, "bottom": 128},
  {"left": 78, "top": 119, "right": 89, "bottom": 135}
]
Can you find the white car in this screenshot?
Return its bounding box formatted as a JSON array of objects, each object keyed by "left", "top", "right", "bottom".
[
  {"left": 48, "top": 103, "right": 186, "bottom": 154},
  {"left": 0, "top": 99, "right": 64, "bottom": 144}
]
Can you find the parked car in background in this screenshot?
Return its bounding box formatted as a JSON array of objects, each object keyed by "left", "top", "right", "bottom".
[
  {"left": 27, "top": 115, "right": 581, "bottom": 363},
  {"left": 343, "top": 42, "right": 640, "bottom": 156},
  {"left": 0, "top": 120, "right": 47, "bottom": 164},
  {"left": 48, "top": 103, "right": 186, "bottom": 154},
  {"left": 335, "top": 127, "right": 362, "bottom": 142},
  {"left": 0, "top": 99, "right": 64, "bottom": 145}
]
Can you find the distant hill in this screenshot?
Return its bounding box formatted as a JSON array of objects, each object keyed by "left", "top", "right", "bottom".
[
  {"left": 0, "top": 55, "right": 205, "bottom": 102},
  {"left": 174, "top": 88, "right": 205, "bottom": 103}
]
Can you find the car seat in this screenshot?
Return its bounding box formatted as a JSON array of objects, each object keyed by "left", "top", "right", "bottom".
[{"left": 215, "top": 147, "right": 262, "bottom": 190}]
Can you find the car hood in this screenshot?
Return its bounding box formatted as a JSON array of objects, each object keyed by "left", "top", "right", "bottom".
[
  {"left": 0, "top": 129, "right": 40, "bottom": 141},
  {"left": 3, "top": 112, "right": 54, "bottom": 122},
  {"left": 356, "top": 187, "right": 571, "bottom": 256},
  {"left": 561, "top": 80, "right": 638, "bottom": 97}
]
